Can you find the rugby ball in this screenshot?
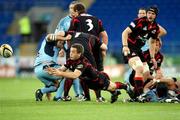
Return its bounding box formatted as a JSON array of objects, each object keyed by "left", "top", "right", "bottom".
[{"left": 0, "top": 44, "right": 13, "bottom": 58}]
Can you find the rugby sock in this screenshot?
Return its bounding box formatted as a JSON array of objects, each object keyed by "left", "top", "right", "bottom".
[
  {"left": 41, "top": 86, "right": 56, "bottom": 94},
  {"left": 134, "top": 77, "right": 144, "bottom": 95},
  {"left": 115, "top": 82, "right": 127, "bottom": 90},
  {"left": 80, "top": 79, "right": 91, "bottom": 100},
  {"left": 64, "top": 78, "right": 73, "bottom": 97},
  {"left": 55, "top": 79, "right": 65, "bottom": 98}
]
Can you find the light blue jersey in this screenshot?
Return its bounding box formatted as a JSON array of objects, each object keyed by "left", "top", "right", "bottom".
[
  {"left": 34, "top": 39, "right": 60, "bottom": 66},
  {"left": 55, "top": 15, "right": 72, "bottom": 50},
  {"left": 55, "top": 15, "right": 72, "bottom": 33}
]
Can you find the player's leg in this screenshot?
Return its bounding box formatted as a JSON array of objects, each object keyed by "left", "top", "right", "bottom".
[
  {"left": 142, "top": 62, "right": 152, "bottom": 81},
  {"left": 72, "top": 78, "right": 81, "bottom": 97},
  {"left": 80, "top": 78, "right": 91, "bottom": 101},
  {"left": 34, "top": 64, "right": 61, "bottom": 101},
  {"left": 63, "top": 78, "right": 73, "bottom": 101},
  {"left": 128, "top": 56, "right": 144, "bottom": 96},
  {"left": 54, "top": 78, "right": 65, "bottom": 101}
]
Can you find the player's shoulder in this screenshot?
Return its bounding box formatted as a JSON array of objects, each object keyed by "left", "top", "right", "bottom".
[
  {"left": 59, "top": 16, "right": 71, "bottom": 23},
  {"left": 81, "top": 56, "right": 90, "bottom": 63},
  {"left": 78, "top": 13, "right": 99, "bottom": 20}
]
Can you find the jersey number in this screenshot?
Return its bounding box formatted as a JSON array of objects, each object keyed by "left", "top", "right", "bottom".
[{"left": 86, "top": 19, "right": 94, "bottom": 31}]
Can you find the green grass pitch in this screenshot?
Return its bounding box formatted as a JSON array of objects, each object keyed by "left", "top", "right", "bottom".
[{"left": 0, "top": 77, "right": 180, "bottom": 120}]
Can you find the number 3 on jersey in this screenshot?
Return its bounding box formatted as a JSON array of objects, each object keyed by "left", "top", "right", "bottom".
[{"left": 86, "top": 19, "right": 94, "bottom": 31}]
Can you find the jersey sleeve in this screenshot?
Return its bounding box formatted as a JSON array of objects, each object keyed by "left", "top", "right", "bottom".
[
  {"left": 55, "top": 19, "right": 66, "bottom": 33},
  {"left": 75, "top": 63, "right": 86, "bottom": 72},
  {"left": 98, "top": 19, "right": 105, "bottom": 32},
  {"left": 128, "top": 18, "right": 139, "bottom": 31},
  {"left": 68, "top": 17, "right": 80, "bottom": 31}
]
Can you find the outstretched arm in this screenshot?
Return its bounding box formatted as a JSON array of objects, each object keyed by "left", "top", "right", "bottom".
[
  {"left": 46, "top": 31, "right": 72, "bottom": 42},
  {"left": 46, "top": 67, "right": 81, "bottom": 80}
]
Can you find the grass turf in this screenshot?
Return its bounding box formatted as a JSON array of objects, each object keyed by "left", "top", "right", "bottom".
[{"left": 0, "top": 77, "right": 180, "bottom": 120}]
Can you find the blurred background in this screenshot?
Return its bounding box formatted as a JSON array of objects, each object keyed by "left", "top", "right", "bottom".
[{"left": 0, "top": 0, "right": 179, "bottom": 78}]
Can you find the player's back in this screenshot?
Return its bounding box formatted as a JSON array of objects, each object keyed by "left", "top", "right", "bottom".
[
  {"left": 69, "top": 14, "right": 104, "bottom": 37},
  {"left": 34, "top": 39, "right": 60, "bottom": 66},
  {"left": 70, "top": 32, "right": 100, "bottom": 66}
]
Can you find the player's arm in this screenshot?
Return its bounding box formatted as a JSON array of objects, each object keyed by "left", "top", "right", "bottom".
[
  {"left": 158, "top": 24, "right": 167, "bottom": 37},
  {"left": 143, "top": 80, "right": 155, "bottom": 93},
  {"left": 155, "top": 68, "right": 163, "bottom": 79},
  {"left": 99, "top": 31, "right": 108, "bottom": 45},
  {"left": 122, "top": 27, "right": 132, "bottom": 56},
  {"left": 149, "top": 38, "right": 157, "bottom": 69},
  {"left": 46, "top": 31, "right": 72, "bottom": 42},
  {"left": 99, "top": 31, "right": 108, "bottom": 60},
  {"left": 46, "top": 67, "right": 81, "bottom": 79},
  {"left": 58, "top": 65, "right": 68, "bottom": 72}
]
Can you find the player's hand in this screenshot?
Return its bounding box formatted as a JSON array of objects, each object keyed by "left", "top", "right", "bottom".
[
  {"left": 122, "top": 46, "right": 130, "bottom": 56},
  {"left": 46, "top": 34, "right": 57, "bottom": 42},
  {"left": 151, "top": 58, "right": 157, "bottom": 69},
  {"left": 65, "top": 34, "right": 72, "bottom": 40},
  {"left": 59, "top": 49, "right": 65, "bottom": 57},
  {"left": 152, "top": 78, "right": 160, "bottom": 84},
  {"left": 100, "top": 43, "right": 108, "bottom": 51},
  {"left": 45, "top": 67, "right": 61, "bottom": 76}
]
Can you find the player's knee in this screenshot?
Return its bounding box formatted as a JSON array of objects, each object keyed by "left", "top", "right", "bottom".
[{"left": 135, "top": 66, "right": 144, "bottom": 74}]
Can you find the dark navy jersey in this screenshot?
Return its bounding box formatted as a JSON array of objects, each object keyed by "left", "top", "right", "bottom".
[
  {"left": 128, "top": 17, "right": 160, "bottom": 50},
  {"left": 66, "top": 31, "right": 102, "bottom": 67},
  {"left": 65, "top": 56, "right": 98, "bottom": 79},
  {"left": 143, "top": 50, "right": 163, "bottom": 74},
  {"left": 68, "top": 13, "right": 105, "bottom": 37}
]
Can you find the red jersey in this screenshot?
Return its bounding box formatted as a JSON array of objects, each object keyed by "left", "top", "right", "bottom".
[{"left": 128, "top": 17, "right": 160, "bottom": 50}]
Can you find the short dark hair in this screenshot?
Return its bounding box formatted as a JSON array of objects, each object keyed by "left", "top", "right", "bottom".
[
  {"left": 73, "top": 3, "right": 86, "bottom": 14},
  {"left": 138, "top": 7, "right": 146, "bottom": 11},
  {"left": 71, "top": 43, "right": 84, "bottom": 54},
  {"left": 147, "top": 5, "right": 159, "bottom": 15},
  {"left": 156, "top": 82, "right": 168, "bottom": 98}
]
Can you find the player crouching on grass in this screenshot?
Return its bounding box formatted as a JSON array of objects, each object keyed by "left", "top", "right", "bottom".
[
  {"left": 34, "top": 38, "right": 64, "bottom": 101},
  {"left": 46, "top": 43, "right": 129, "bottom": 103}
]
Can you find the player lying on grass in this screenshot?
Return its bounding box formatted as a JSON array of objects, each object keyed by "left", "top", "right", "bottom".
[
  {"left": 142, "top": 77, "right": 180, "bottom": 103},
  {"left": 46, "top": 43, "right": 130, "bottom": 103}
]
